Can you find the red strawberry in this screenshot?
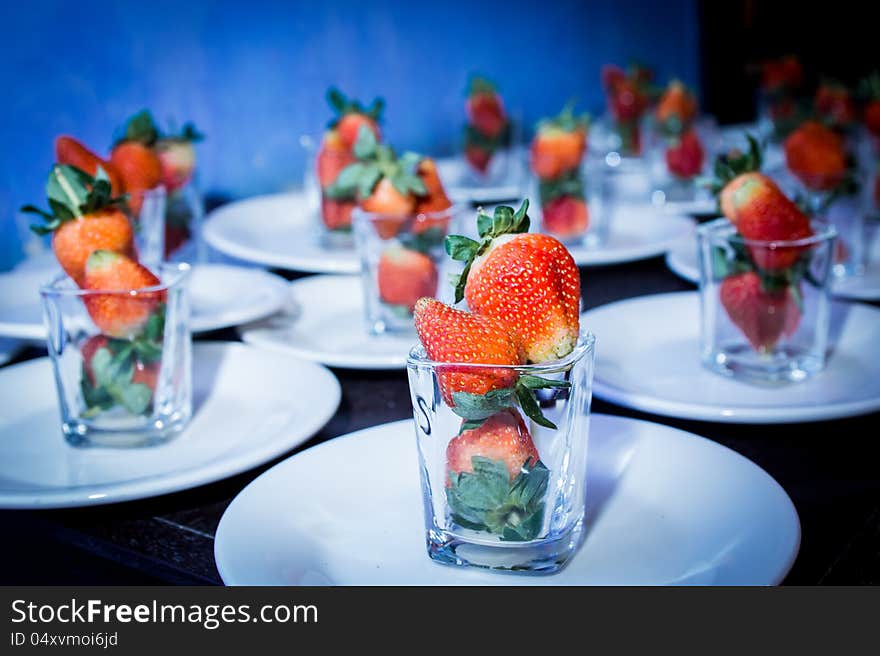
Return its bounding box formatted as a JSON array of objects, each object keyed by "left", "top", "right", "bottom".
[
  {"left": 110, "top": 141, "right": 163, "bottom": 215},
  {"left": 164, "top": 224, "right": 190, "bottom": 257},
  {"left": 760, "top": 55, "right": 802, "bottom": 93},
  {"left": 815, "top": 82, "right": 855, "bottom": 127},
  {"left": 655, "top": 80, "right": 698, "bottom": 127},
  {"left": 82, "top": 250, "right": 165, "bottom": 338},
  {"left": 413, "top": 298, "right": 522, "bottom": 405},
  {"left": 316, "top": 130, "right": 356, "bottom": 188},
  {"left": 377, "top": 247, "right": 438, "bottom": 311},
  {"left": 601, "top": 65, "right": 626, "bottom": 91},
  {"left": 55, "top": 136, "right": 124, "bottom": 195},
  {"left": 132, "top": 359, "right": 160, "bottom": 391},
  {"left": 720, "top": 272, "right": 801, "bottom": 352},
  {"left": 466, "top": 78, "right": 507, "bottom": 140},
  {"left": 665, "top": 129, "right": 705, "bottom": 179},
  {"left": 541, "top": 195, "right": 589, "bottom": 239},
  {"left": 465, "top": 145, "right": 492, "bottom": 174},
  {"left": 783, "top": 121, "right": 847, "bottom": 191},
  {"left": 450, "top": 201, "right": 580, "bottom": 363},
  {"left": 52, "top": 208, "right": 135, "bottom": 285},
  {"left": 320, "top": 196, "right": 355, "bottom": 231},
  {"left": 324, "top": 87, "right": 384, "bottom": 150},
  {"left": 446, "top": 408, "right": 538, "bottom": 483},
  {"left": 361, "top": 177, "right": 417, "bottom": 217},
  {"left": 724, "top": 174, "right": 813, "bottom": 270},
  {"left": 529, "top": 118, "right": 588, "bottom": 182},
  {"left": 414, "top": 158, "right": 452, "bottom": 214},
  {"left": 154, "top": 138, "right": 196, "bottom": 192}
]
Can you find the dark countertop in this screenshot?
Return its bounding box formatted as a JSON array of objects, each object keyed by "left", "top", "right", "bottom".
[{"left": 2, "top": 254, "right": 879, "bottom": 586}]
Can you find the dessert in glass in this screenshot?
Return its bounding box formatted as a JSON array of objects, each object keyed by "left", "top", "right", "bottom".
[{"left": 408, "top": 201, "right": 595, "bottom": 573}]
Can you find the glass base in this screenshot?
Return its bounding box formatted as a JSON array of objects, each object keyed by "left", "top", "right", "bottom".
[
  {"left": 703, "top": 345, "right": 826, "bottom": 385},
  {"left": 425, "top": 520, "right": 585, "bottom": 574},
  {"left": 62, "top": 410, "right": 190, "bottom": 448}
]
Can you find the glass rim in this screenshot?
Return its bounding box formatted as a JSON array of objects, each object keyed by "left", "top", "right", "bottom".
[
  {"left": 697, "top": 216, "right": 837, "bottom": 248},
  {"left": 352, "top": 202, "right": 469, "bottom": 222},
  {"left": 39, "top": 262, "right": 190, "bottom": 298},
  {"left": 406, "top": 331, "right": 596, "bottom": 372}
]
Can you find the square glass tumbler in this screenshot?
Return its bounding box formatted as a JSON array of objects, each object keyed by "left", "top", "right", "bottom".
[
  {"left": 40, "top": 262, "right": 192, "bottom": 447},
  {"left": 130, "top": 185, "right": 167, "bottom": 271},
  {"left": 353, "top": 205, "right": 463, "bottom": 335},
  {"left": 697, "top": 218, "right": 836, "bottom": 384},
  {"left": 406, "top": 333, "right": 596, "bottom": 573},
  {"left": 536, "top": 160, "right": 608, "bottom": 249}
]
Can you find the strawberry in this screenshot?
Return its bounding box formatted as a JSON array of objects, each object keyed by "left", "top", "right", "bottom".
[
  {"left": 655, "top": 80, "right": 698, "bottom": 130},
  {"left": 541, "top": 195, "right": 589, "bottom": 240},
  {"left": 413, "top": 297, "right": 522, "bottom": 405},
  {"left": 866, "top": 100, "right": 880, "bottom": 139},
  {"left": 320, "top": 196, "right": 356, "bottom": 231},
  {"left": 861, "top": 73, "right": 880, "bottom": 138},
  {"left": 446, "top": 408, "right": 538, "bottom": 482},
  {"left": 110, "top": 141, "right": 163, "bottom": 193},
  {"left": 55, "top": 136, "right": 124, "bottom": 195},
  {"left": 466, "top": 77, "right": 508, "bottom": 139},
  {"left": 316, "top": 130, "right": 356, "bottom": 188},
  {"left": 81, "top": 335, "right": 110, "bottom": 386},
  {"left": 665, "top": 129, "right": 705, "bottom": 179},
  {"left": 815, "top": 81, "right": 855, "bottom": 128},
  {"left": 82, "top": 250, "right": 165, "bottom": 338},
  {"left": 325, "top": 87, "right": 384, "bottom": 150},
  {"left": 361, "top": 177, "right": 417, "bottom": 216},
  {"left": 709, "top": 135, "right": 813, "bottom": 270},
  {"left": 720, "top": 272, "right": 801, "bottom": 352},
  {"left": 377, "top": 247, "right": 438, "bottom": 311},
  {"left": 154, "top": 138, "right": 196, "bottom": 192},
  {"left": 464, "top": 145, "right": 492, "bottom": 173},
  {"left": 414, "top": 158, "right": 452, "bottom": 214},
  {"left": 602, "top": 64, "right": 650, "bottom": 123},
  {"left": 529, "top": 102, "right": 589, "bottom": 180},
  {"left": 447, "top": 201, "right": 581, "bottom": 363},
  {"left": 444, "top": 407, "right": 549, "bottom": 540},
  {"left": 783, "top": 121, "right": 847, "bottom": 191},
  {"left": 25, "top": 165, "right": 134, "bottom": 285},
  {"left": 760, "top": 55, "right": 802, "bottom": 94}
]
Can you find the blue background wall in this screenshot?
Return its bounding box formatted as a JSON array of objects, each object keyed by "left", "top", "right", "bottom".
[{"left": 0, "top": 0, "right": 699, "bottom": 270}]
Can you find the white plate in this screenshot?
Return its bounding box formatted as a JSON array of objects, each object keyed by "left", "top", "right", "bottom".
[
  {"left": 435, "top": 156, "right": 526, "bottom": 205},
  {"left": 239, "top": 275, "right": 416, "bottom": 370},
  {"left": 666, "top": 234, "right": 880, "bottom": 301},
  {"left": 215, "top": 414, "right": 800, "bottom": 586},
  {"left": 0, "top": 342, "right": 340, "bottom": 509},
  {"left": 654, "top": 197, "right": 717, "bottom": 216},
  {"left": 583, "top": 292, "right": 880, "bottom": 423},
  {"left": 567, "top": 206, "right": 694, "bottom": 266},
  {"left": 203, "top": 192, "right": 360, "bottom": 273},
  {"left": 0, "top": 264, "right": 288, "bottom": 340}
]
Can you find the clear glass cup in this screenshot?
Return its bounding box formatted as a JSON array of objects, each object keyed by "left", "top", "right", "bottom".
[
  {"left": 302, "top": 133, "right": 357, "bottom": 249},
  {"left": 697, "top": 218, "right": 836, "bottom": 384},
  {"left": 534, "top": 160, "right": 608, "bottom": 248},
  {"left": 130, "top": 185, "right": 167, "bottom": 271},
  {"left": 461, "top": 110, "right": 524, "bottom": 188},
  {"left": 353, "top": 205, "right": 464, "bottom": 335},
  {"left": 645, "top": 117, "right": 720, "bottom": 206},
  {"left": 40, "top": 262, "right": 192, "bottom": 447},
  {"left": 164, "top": 176, "right": 206, "bottom": 263},
  {"left": 406, "top": 333, "right": 596, "bottom": 573}
]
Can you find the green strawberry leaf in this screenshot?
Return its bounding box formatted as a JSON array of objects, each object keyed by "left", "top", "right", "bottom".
[
  {"left": 518, "top": 375, "right": 571, "bottom": 390},
  {"left": 539, "top": 170, "right": 585, "bottom": 203},
  {"left": 447, "top": 456, "right": 548, "bottom": 541},
  {"left": 119, "top": 383, "right": 153, "bottom": 415},
  {"left": 356, "top": 163, "right": 382, "bottom": 200},
  {"left": 450, "top": 387, "right": 515, "bottom": 423},
  {"left": 179, "top": 122, "right": 204, "bottom": 142},
  {"left": 353, "top": 125, "right": 379, "bottom": 159},
  {"left": 514, "top": 375, "right": 569, "bottom": 429},
  {"left": 122, "top": 109, "right": 160, "bottom": 146},
  {"left": 466, "top": 75, "right": 497, "bottom": 97},
  {"left": 445, "top": 235, "right": 479, "bottom": 261}
]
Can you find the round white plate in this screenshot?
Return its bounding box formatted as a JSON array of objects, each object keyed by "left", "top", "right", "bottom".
[
  {"left": 583, "top": 292, "right": 880, "bottom": 423},
  {"left": 239, "top": 275, "right": 416, "bottom": 370},
  {"left": 567, "top": 207, "right": 694, "bottom": 266},
  {"left": 215, "top": 414, "right": 800, "bottom": 586},
  {"left": 653, "top": 197, "right": 717, "bottom": 216},
  {"left": 0, "top": 342, "right": 340, "bottom": 509},
  {"left": 665, "top": 235, "right": 880, "bottom": 301},
  {"left": 203, "top": 192, "right": 360, "bottom": 273},
  {"left": 435, "top": 156, "right": 526, "bottom": 205},
  {"left": 0, "top": 264, "right": 288, "bottom": 340}
]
